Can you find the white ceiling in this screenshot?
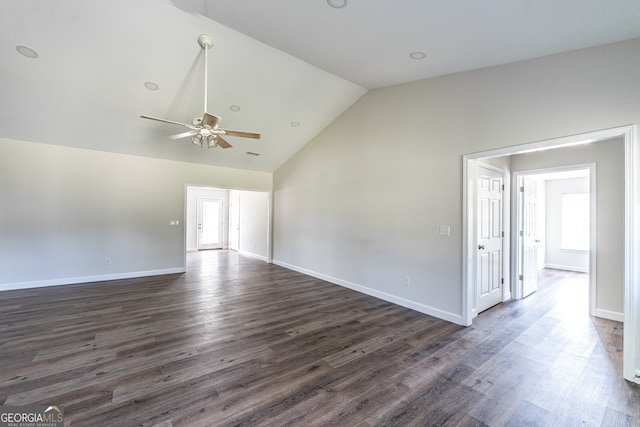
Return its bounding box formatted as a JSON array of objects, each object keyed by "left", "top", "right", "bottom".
[{"left": 2, "top": 1, "right": 640, "bottom": 172}]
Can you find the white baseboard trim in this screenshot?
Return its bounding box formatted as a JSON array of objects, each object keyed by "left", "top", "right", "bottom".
[
  {"left": 273, "top": 260, "right": 464, "bottom": 325},
  {"left": 238, "top": 250, "right": 268, "bottom": 262},
  {"left": 0, "top": 268, "right": 186, "bottom": 292},
  {"left": 544, "top": 263, "right": 589, "bottom": 273},
  {"left": 595, "top": 308, "right": 624, "bottom": 322}
]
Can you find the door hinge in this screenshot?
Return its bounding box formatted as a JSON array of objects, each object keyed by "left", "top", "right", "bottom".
[
  {"left": 501, "top": 278, "right": 504, "bottom": 284},
  {"left": 519, "top": 230, "right": 524, "bottom": 237},
  {"left": 519, "top": 275, "right": 523, "bottom": 281},
  {"left": 502, "top": 184, "right": 505, "bottom": 191},
  {"left": 502, "top": 231, "right": 504, "bottom": 237},
  {"left": 520, "top": 186, "right": 524, "bottom": 192}
]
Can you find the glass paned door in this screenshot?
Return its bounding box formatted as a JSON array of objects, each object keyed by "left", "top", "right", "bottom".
[{"left": 197, "top": 198, "right": 223, "bottom": 250}]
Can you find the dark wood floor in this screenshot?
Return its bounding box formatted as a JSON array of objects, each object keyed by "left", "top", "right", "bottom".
[{"left": 0, "top": 251, "right": 638, "bottom": 426}]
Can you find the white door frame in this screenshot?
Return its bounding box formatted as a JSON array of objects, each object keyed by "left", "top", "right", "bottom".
[{"left": 462, "top": 124, "right": 639, "bottom": 384}]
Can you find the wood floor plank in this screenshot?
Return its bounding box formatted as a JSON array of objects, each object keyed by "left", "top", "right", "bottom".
[
  {"left": 1, "top": 253, "right": 638, "bottom": 426},
  {"left": 504, "top": 400, "right": 556, "bottom": 427}
]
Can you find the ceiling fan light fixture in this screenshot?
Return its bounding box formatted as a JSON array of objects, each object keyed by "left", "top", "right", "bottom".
[
  {"left": 192, "top": 133, "right": 203, "bottom": 146},
  {"left": 206, "top": 135, "right": 217, "bottom": 148}
]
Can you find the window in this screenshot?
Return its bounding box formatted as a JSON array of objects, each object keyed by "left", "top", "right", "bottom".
[{"left": 561, "top": 193, "right": 589, "bottom": 251}]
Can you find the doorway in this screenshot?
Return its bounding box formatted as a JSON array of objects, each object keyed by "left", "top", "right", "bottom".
[
  {"left": 513, "top": 167, "right": 594, "bottom": 317},
  {"left": 461, "top": 124, "right": 639, "bottom": 384},
  {"left": 185, "top": 185, "right": 272, "bottom": 261}
]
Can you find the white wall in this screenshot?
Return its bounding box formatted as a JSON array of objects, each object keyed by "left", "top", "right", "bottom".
[
  {"left": 230, "top": 190, "right": 270, "bottom": 261},
  {"left": 544, "top": 177, "right": 590, "bottom": 272},
  {"left": 0, "top": 138, "right": 272, "bottom": 290},
  {"left": 273, "top": 39, "right": 640, "bottom": 325}
]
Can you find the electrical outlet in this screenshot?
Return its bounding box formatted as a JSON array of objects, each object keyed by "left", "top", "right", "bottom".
[
  {"left": 404, "top": 276, "right": 411, "bottom": 287},
  {"left": 439, "top": 225, "right": 451, "bottom": 236}
]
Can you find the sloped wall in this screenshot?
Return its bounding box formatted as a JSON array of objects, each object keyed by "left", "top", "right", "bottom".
[{"left": 273, "top": 39, "right": 640, "bottom": 323}]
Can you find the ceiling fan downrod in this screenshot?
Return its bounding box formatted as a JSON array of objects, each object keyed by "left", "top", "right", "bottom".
[{"left": 198, "top": 34, "right": 214, "bottom": 115}]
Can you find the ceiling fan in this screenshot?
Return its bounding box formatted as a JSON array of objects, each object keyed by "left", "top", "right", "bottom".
[{"left": 141, "top": 34, "right": 260, "bottom": 149}]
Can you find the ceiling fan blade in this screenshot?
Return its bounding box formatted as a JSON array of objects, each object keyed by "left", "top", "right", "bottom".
[
  {"left": 201, "top": 112, "right": 221, "bottom": 128},
  {"left": 221, "top": 129, "right": 261, "bottom": 139},
  {"left": 167, "top": 130, "right": 197, "bottom": 140},
  {"left": 216, "top": 135, "right": 233, "bottom": 149},
  {"left": 140, "top": 115, "right": 197, "bottom": 129}
]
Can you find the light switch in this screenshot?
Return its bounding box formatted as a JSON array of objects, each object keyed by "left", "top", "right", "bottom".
[{"left": 439, "top": 225, "right": 451, "bottom": 236}]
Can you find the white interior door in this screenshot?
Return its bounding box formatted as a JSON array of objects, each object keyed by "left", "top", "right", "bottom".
[
  {"left": 477, "top": 165, "right": 504, "bottom": 312},
  {"left": 197, "top": 197, "right": 223, "bottom": 250},
  {"left": 229, "top": 197, "right": 240, "bottom": 251},
  {"left": 519, "top": 177, "right": 539, "bottom": 298}
]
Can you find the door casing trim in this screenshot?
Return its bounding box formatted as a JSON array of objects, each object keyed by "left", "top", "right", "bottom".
[{"left": 461, "top": 124, "right": 638, "bottom": 383}]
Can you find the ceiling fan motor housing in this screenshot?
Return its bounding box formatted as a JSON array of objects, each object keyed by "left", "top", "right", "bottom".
[{"left": 198, "top": 34, "right": 214, "bottom": 49}]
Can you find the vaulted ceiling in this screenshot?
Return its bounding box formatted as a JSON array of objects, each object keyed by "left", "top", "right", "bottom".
[{"left": 2, "top": 0, "right": 639, "bottom": 172}]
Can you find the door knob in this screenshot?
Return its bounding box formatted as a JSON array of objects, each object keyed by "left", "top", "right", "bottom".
[{"left": 478, "top": 245, "right": 485, "bottom": 250}]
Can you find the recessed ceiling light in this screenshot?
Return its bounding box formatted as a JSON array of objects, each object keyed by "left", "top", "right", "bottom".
[
  {"left": 230, "top": 105, "right": 241, "bottom": 112},
  {"left": 290, "top": 121, "right": 300, "bottom": 128},
  {"left": 327, "top": 0, "right": 347, "bottom": 8},
  {"left": 144, "top": 81, "right": 159, "bottom": 91},
  {"left": 246, "top": 151, "right": 260, "bottom": 157},
  {"left": 16, "top": 45, "right": 39, "bottom": 59},
  {"left": 409, "top": 51, "right": 426, "bottom": 60}
]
